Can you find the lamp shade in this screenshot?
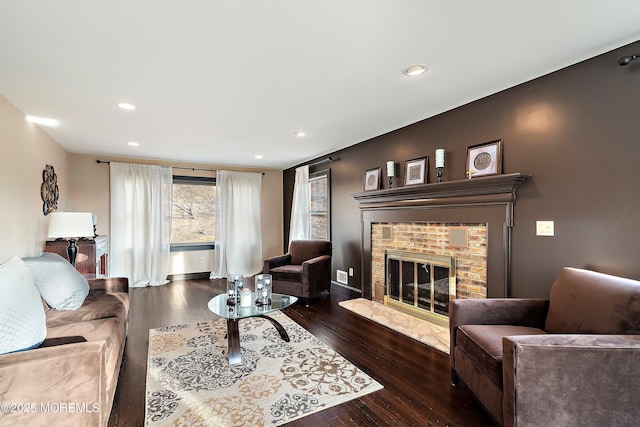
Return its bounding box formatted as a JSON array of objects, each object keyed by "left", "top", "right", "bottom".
[{"left": 47, "top": 212, "right": 95, "bottom": 239}]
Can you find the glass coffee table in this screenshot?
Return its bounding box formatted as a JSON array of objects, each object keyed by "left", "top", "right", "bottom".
[{"left": 207, "top": 292, "right": 298, "bottom": 365}]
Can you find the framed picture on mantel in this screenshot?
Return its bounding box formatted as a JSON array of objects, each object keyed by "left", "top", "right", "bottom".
[
  {"left": 466, "top": 139, "right": 503, "bottom": 178},
  {"left": 405, "top": 157, "right": 427, "bottom": 186},
  {"left": 364, "top": 167, "right": 381, "bottom": 191}
]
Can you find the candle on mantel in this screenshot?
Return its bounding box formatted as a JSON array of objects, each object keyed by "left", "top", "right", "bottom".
[
  {"left": 435, "top": 149, "right": 445, "bottom": 168},
  {"left": 386, "top": 161, "right": 395, "bottom": 177}
]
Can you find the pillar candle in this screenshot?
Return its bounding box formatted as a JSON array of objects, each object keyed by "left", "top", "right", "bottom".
[
  {"left": 240, "top": 288, "right": 252, "bottom": 307},
  {"left": 386, "top": 161, "right": 395, "bottom": 177},
  {"left": 435, "top": 149, "right": 445, "bottom": 168}
]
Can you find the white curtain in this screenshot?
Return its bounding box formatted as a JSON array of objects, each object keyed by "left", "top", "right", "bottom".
[
  {"left": 210, "top": 170, "right": 263, "bottom": 278},
  {"left": 110, "top": 162, "right": 172, "bottom": 287},
  {"left": 289, "top": 165, "right": 309, "bottom": 246}
]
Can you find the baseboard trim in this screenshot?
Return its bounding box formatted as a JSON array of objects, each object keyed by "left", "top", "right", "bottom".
[
  {"left": 332, "top": 281, "right": 362, "bottom": 294},
  {"left": 168, "top": 272, "right": 211, "bottom": 281}
]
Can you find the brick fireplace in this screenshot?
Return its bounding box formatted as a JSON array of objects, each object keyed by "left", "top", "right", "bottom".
[
  {"left": 353, "top": 173, "right": 530, "bottom": 321},
  {"left": 371, "top": 222, "right": 487, "bottom": 324}
]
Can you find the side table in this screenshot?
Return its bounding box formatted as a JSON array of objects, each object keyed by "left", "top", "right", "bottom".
[{"left": 44, "top": 235, "right": 109, "bottom": 278}]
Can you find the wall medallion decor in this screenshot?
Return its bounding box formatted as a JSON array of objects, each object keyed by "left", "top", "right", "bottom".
[
  {"left": 364, "top": 167, "right": 381, "bottom": 191},
  {"left": 466, "top": 139, "right": 503, "bottom": 178},
  {"left": 404, "top": 157, "right": 427, "bottom": 185},
  {"left": 41, "top": 164, "right": 59, "bottom": 215}
]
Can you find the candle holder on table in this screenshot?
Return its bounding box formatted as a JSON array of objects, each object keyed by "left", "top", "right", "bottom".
[
  {"left": 255, "top": 273, "right": 272, "bottom": 306},
  {"left": 226, "top": 274, "right": 244, "bottom": 305}
]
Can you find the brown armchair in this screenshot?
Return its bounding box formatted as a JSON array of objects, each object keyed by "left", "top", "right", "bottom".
[
  {"left": 449, "top": 267, "right": 640, "bottom": 427},
  {"left": 263, "top": 240, "right": 332, "bottom": 304}
]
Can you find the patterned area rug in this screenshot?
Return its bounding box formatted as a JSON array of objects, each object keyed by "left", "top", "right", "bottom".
[
  {"left": 145, "top": 311, "right": 383, "bottom": 426},
  {"left": 338, "top": 298, "right": 450, "bottom": 354}
]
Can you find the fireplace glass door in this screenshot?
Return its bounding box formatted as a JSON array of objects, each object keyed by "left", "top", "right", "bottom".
[{"left": 385, "top": 250, "right": 456, "bottom": 324}]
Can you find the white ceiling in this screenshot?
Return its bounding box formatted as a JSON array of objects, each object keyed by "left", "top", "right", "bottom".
[{"left": 1, "top": 1, "right": 639, "bottom": 170}]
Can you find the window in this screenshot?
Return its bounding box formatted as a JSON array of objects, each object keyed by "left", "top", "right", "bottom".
[
  {"left": 309, "top": 171, "right": 330, "bottom": 240},
  {"left": 170, "top": 176, "right": 217, "bottom": 251}
]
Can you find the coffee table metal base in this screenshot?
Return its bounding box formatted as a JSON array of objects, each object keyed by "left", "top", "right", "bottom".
[{"left": 226, "top": 315, "right": 291, "bottom": 365}]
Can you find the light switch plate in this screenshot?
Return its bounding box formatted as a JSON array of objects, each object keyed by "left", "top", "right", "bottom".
[{"left": 536, "top": 221, "right": 554, "bottom": 236}]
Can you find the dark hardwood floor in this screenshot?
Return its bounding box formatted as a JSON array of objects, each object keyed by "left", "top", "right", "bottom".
[{"left": 108, "top": 279, "right": 495, "bottom": 426}]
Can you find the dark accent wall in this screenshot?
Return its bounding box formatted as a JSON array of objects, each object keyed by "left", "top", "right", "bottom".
[{"left": 284, "top": 40, "right": 640, "bottom": 298}]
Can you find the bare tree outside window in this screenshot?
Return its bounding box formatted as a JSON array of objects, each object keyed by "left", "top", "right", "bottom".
[{"left": 171, "top": 177, "right": 217, "bottom": 245}]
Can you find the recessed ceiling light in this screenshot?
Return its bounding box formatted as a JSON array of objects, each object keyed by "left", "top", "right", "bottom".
[
  {"left": 118, "top": 103, "right": 136, "bottom": 110},
  {"left": 403, "top": 64, "right": 427, "bottom": 76},
  {"left": 254, "top": 154, "right": 263, "bottom": 159},
  {"left": 25, "top": 115, "right": 60, "bottom": 127},
  {"left": 128, "top": 141, "right": 140, "bottom": 147},
  {"left": 294, "top": 131, "right": 307, "bottom": 137}
]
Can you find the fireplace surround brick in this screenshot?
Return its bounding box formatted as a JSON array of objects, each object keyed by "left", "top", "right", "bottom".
[{"left": 371, "top": 222, "right": 487, "bottom": 303}]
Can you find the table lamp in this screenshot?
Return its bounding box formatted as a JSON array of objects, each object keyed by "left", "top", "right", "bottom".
[{"left": 47, "top": 212, "right": 95, "bottom": 267}]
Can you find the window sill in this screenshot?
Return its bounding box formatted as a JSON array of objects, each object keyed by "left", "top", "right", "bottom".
[{"left": 170, "top": 243, "right": 215, "bottom": 252}]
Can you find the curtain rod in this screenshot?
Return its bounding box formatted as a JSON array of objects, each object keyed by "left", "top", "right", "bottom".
[
  {"left": 96, "top": 160, "right": 265, "bottom": 175},
  {"left": 307, "top": 156, "right": 334, "bottom": 168}
]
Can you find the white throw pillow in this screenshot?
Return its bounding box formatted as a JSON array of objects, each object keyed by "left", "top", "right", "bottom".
[
  {"left": 0, "top": 256, "right": 47, "bottom": 354},
  {"left": 23, "top": 252, "right": 90, "bottom": 310}
]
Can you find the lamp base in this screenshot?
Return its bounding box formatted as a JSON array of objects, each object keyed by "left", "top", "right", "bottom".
[
  {"left": 388, "top": 176, "right": 394, "bottom": 188},
  {"left": 436, "top": 167, "right": 444, "bottom": 183},
  {"left": 67, "top": 239, "right": 79, "bottom": 267}
]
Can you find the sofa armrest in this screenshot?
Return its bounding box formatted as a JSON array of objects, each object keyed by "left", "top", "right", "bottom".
[
  {"left": 502, "top": 334, "right": 640, "bottom": 427},
  {"left": 0, "top": 340, "right": 108, "bottom": 426},
  {"left": 450, "top": 298, "right": 549, "bottom": 371},
  {"left": 87, "top": 277, "right": 129, "bottom": 295},
  {"left": 264, "top": 254, "right": 292, "bottom": 272}
]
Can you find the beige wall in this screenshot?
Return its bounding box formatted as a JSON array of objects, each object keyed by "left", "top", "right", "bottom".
[
  {"left": 1, "top": 92, "right": 284, "bottom": 274},
  {"left": 0, "top": 95, "right": 68, "bottom": 262},
  {"left": 68, "top": 153, "right": 283, "bottom": 275}
]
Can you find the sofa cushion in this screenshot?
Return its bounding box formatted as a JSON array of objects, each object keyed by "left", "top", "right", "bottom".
[
  {"left": 23, "top": 252, "right": 89, "bottom": 310},
  {"left": 270, "top": 264, "right": 303, "bottom": 282},
  {"left": 46, "top": 292, "right": 129, "bottom": 328},
  {"left": 457, "top": 324, "right": 547, "bottom": 387},
  {"left": 545, "top": 267, "right": 640, "bottom": 334},
  {"left": 0, "top": 256, "right": 47, "bottom": 354}
]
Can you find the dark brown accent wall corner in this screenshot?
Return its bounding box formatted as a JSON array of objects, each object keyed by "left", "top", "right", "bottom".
[{"left": 284, "top": 40, "right": 640, "bottom": 299}]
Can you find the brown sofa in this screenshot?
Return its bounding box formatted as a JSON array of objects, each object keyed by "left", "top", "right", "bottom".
[
  {"left": 450, "top": 267, "right": 640, "bottom": 427},
  {"left": 0, "top": 277, "right": 129, "bottom": 427},
  {"left": 264, "top": 240, "right": 332, "bottom": 304}
]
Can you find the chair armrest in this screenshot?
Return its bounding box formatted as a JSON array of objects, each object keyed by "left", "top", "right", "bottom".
[
  {"left": 302, "top": 255, "right": 332, "bottom": 294},
  {"left": 302, "top": 254, "right": 331, "bottom": 271},
  {"left": 302, "top": 254, "right": 330, "bottom": 265},
  {"left": 450, "top": 298, "right": 549, "bottom": 329},
  {"left": 450, "top": 298, "right": 548, "bottom": 374},
  {"left": 264, "top": 253, "right": 291, "bottom": 272},
  {"left": 0, "top": 340, "right": 108, "bottom": 426},
  {"left": 87, "top": 277, "right": 129, "bottom": 295},
  {"left": 502, "top": 334, "right": 640, "bottom": 427}
]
